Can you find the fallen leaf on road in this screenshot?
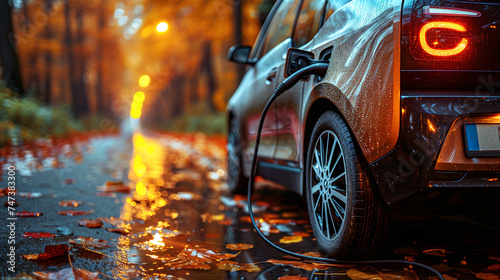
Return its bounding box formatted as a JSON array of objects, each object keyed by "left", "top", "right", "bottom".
[
  {"left": 226, "top": 244, "right": 254, "bottom": 250},
  {"left": 422, "top": 248, "right": 451, "bottom": 257},
  {"left": 70, "top": 237, "right": 109, "bottom": 248},
  {"left": 59, "top": 200, "right": 83, "bottom": 207},
  {"left": 241, "top": 263, "right": 261, "bottom": 272},
  {"left": 279, "top": 236, "right": 303, "bottom": 244},
  {"left": 483, "top": 264, "right": 500, "bottom": 273},
  {"left": 218, "top": 218, "right": 234, "bottom": 225},
  {"left": 63, "top": 178, "right": 75, "bottom": 185},
  {"left": 282, "top": 212, "right": 301, "bottom": 218},
  {"left": 78, "top": 219, "right": 103, "bottom": 228},
  {"left": 261, "top": 213, "right": 280, "bottom": 220},
  {"left": 217, "top": 260, "right": 242, "bottom": 272},
  {"left": 96, "top": 216, "right": 126, "bottom": 225},
  {"left": 32, "top": 267, "right": 98, "bottom": 280},
  {"left": 278, "top": 276, "right": 307, "bottom": 280},
  {"left": 267, "top": 259, "right": 331, "bottom": 271},
  {"left": 216, "top": 261, "right": 261, "bottom": 272},
  {"left": 239, "top": 216, "right": 258, "bottom": 223},
  {"left": 16, "top": 211, "right": 42, "bottom": 217},
  {"left": 0, "top": 188, "right": 13, "bottom": 197},
  {"left": 105, "top": 180, "right": 124, "bottom": 186},
  {"left": 58, "top": 210, "right": 94, "bottom": 216},
  {"left": 22, "top": 232, "right": 55, "bottom": 238},
  {"left": 23, "top": 244, "right": 69, "bottom": 261},
  {"left": 347, "top": 268, "right": 416, "bottom": 280},
  {"left": 474, "top": 272, "right": 500, "bottom": 280},
  {"left": 292, "top": 231, "right": 311, "bottom": 237},
  {"left": 95, "top": 192, "right": 114, "bottom": 197},
  {"left": 96, "top": 184, "right": 131, "bottom": 193},
  {"left": 303, "top": 252, "right": 322, "bottom": 257},
  {"left": 104, "top": 228, "right": 128, "bottom": 235}
]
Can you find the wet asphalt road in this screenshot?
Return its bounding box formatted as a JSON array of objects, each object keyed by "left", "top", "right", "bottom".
[{"left": 1, "top": 128, "right": 500, "bottom": 279}]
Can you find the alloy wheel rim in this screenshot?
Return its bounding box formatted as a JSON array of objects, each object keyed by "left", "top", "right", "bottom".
[{"left": 310, "top": 130, "right": 347, "bottom": 240}]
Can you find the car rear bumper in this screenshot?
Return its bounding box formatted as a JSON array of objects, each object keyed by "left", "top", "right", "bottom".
[{"left": 369, "top": 90, "right": 500, "bottom": 206}]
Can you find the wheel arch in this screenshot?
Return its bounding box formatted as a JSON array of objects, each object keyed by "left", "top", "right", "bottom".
[{"left": 302, "top": 92, "right": 377, "bottom": 198}]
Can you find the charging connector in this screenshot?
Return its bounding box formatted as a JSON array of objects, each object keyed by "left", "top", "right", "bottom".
[{"left": 246, "top": 63, "right": 445, "bottom": 280}]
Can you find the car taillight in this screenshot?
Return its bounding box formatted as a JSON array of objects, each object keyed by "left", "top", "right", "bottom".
[
  {"left": 419, "top": 21, "right": 468, "bottom": 57},
  {"left": 400, "top": 0, "right": 500, "bottom": 89}
]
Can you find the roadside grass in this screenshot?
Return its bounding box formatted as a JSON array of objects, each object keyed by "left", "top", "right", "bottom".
[
  {"left": 147, "top": 102, "right": 227, "bottom": 136},
  {"left": 0, "top": 82, "right": 81, "bottom": 147}
]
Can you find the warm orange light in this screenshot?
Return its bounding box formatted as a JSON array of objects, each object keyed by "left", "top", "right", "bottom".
[
  {"left": 156, "top": 22, "right": 168, "bottom": 33},
  {"left": 138, "top": 75, "right": 150, "bottom": 87},
  {"left": 134, "top": 91, "right": 145, "bottom": 103},
  {"left": 130, "top": 108, "right": 142, "bottom": 119},
  {"left": 419, "top": 21, "right": 468, "bottom": 57},
  {"left": 427, "top": 119, "right": 436, "bottom": 133}
]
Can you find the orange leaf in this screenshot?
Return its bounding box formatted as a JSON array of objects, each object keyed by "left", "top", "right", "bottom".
[
  {"left": 33, "top": 267, "right": 98, "bottom": 280},
  {"left": 59, "top": 200, "right": 83, "bottom": 207},
  {"left": 22, "top": 232, "right": 55, "bottom": 238},
  {"left": 16, "top": 211, "right": 43, "bottom": 217},
  {"left": 23, "top": 244, "right": 69, "bottom": 261},
  {"left": 279, "top": 236, "right": 303, "bottom": 244},
  {"left": 226, "top": 243, "right": 254, "bottom": 250},
  {"left": 78, "top": 219, "right": 103, "bottom": 228}
]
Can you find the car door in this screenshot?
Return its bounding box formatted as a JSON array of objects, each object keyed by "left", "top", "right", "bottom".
[
  {"left": 274, "top": 0, "right": 327, "bottom": 167},
  {"left": 239, "top": 0, "right": 302, "bottom": 168}
]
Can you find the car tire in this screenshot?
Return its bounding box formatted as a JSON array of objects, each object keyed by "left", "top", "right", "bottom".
[
  {"left": 227, "top": 118, "right": 249, "bottom": 194},
  {"left": 305, "top": 111, "right": 387, "bottom": 260}
]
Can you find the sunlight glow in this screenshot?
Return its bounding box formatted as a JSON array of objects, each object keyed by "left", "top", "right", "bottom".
[
  {"left": 138, "top": 75, "right": 150, "bottom": 88},
  {"left": 156, "top": 22, "right": 168, "bottom": 32}
]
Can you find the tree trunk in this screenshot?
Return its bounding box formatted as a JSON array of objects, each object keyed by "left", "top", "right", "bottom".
[
  {"left": 42, "top": 0, "right": 54, "bottom": 104},
  {"left": 0, "top": 0, "right": 24, "bottom": 94},
  {"left": 64, "top": 2, "right": 88, "bottom": 117},
  {"left": 21, "top": 0, "right": 40, "bottom": 95},
  {"left": 75, "top": 10, "right": 89, "bottom": 115},
  {"left": 95, "top": 8, "right": 105, "bottom": 113},
  {"left": 233, "top": 0, "right": 244, "bottom": 82},
  {"left": 203, "top": 39, "right": 216, "bottom": 111}
]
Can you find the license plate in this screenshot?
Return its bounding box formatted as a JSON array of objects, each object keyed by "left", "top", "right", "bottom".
[{"left": 464, "top": 123, "right": 500, "bottom": 157}]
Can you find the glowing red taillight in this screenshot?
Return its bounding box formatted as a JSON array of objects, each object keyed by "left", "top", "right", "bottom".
[{"left": 419, "top": 21, "right": 469, "bottom": 57}]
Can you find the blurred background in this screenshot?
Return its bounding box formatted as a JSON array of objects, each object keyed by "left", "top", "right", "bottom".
[{"left": 0, "top": 0, "right": 275, "bottom": 146}]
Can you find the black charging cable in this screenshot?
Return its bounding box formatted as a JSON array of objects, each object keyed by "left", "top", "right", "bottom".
[{"left": 246, "top": 63, "right": 445, "bottom": 280}]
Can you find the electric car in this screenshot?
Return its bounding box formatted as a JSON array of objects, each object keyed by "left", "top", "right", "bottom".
[{"left": 226, "top": 0, "right": 500, "bottom": 259}]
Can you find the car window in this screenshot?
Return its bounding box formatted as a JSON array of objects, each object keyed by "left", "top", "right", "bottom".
[
  {"left": 260, "top": 0, "right": 301, "bottom": 57},
  {"left": 294, "top": 0, "right": 326, "bottom": 48},
  {"left": 323, "top": 0, "right": 351, "bottom": 24}
]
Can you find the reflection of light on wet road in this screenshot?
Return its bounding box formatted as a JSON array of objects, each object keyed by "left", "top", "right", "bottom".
[{"left": 113, "top": 132, "right": 231, "bottom": 278}]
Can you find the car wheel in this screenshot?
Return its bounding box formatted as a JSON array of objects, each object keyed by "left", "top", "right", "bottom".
[
  {"left": 306, "top": 111, "right": 387, "bottom": 259},
  {"left": 227, "top": 118, "right": 248, "bottom": 194}
]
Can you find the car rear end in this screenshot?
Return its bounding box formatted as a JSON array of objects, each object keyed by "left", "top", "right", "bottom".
[{"left": 370, "top": 0, "right": 500, "bottom": 206}]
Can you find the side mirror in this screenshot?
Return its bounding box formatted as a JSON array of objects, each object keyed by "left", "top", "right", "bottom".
[{"left": 228, "top": 45, "right": 254, "bottom": 65}]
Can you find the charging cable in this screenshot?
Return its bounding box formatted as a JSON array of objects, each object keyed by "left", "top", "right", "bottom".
[{"left": 245, "top": 63, "right": 445, "bottom": 280}]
